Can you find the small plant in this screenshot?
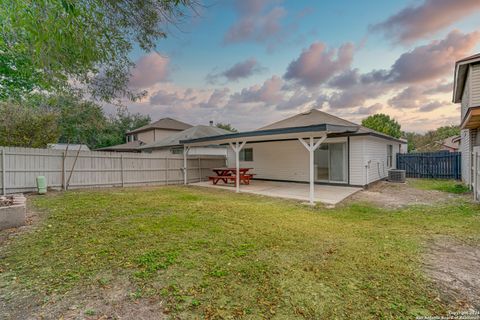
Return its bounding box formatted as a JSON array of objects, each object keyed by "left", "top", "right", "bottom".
[{"left": 84, "top": 308, "right": 95, "bottom": 316}]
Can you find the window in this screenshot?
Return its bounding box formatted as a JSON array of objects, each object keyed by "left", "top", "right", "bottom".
[
  {"left": 170, "top": 148, "right": 183, "bottom": 155},
  {"left": 133, "top": 134, "right": 138, "bottom": 141},
  {"left": 239, "top": 148, "right": 253, "bottom": 161},
  {"left": 387, "top": 145, "right": 393, "bottom": 168}
]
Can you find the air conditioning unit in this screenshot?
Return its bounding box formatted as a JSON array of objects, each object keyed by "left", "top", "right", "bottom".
[{"left": 388, "top": 169, "right": 406, "bottom": 183}]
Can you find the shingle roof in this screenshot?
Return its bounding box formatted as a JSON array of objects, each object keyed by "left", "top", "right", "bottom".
[
  {"left": 140, "top": 125, "right": 232, "bottom": 149},
  {"left": 127, "top": 117, "right": 192, "bottom": 134},
  {"left": 258, "top": 109, "right": 400, "bottom": 140},
  {"left": 96, "top": 140, "right": 145, "bottom": 152}
]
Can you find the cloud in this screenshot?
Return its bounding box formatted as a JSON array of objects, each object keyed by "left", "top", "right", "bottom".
[
  {"left": 207, "top": 58, "right": 265, "bottom": 83},
  {"left": 223, "top": 0, "right": 287, "bottom": 45},
  {"left": 356, "top": 103, "right": 383, "bottom": 115},
  {"left": 370, "top": 0, "right": 480, "bottom": 44},
  {"left": 388, "top": 30, "right": 480, "bottom": 83},
  {"left": 388, "top": 86, "right": 424, "bottom": 109},
  {"left": 423, "top": 81, "right": 453, "bottom": 95},
  {"left": 418, "top": 101, "right": 447, "bottom": 112},
  {"left": 197, "top": 88, "right": 231, "bottom": 108},
  {"left": 231, "top": 75, "right": 285, "bottom": 105},
  {"left": 284, "top": 42, "right": 354, "bottom": 87},
  {"left": 129, "top": 53, "right": 170, "bottom": 88}
]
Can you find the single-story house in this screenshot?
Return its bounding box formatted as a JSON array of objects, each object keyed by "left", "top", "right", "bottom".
[
  {"left": 182, "top": 109, "right": 407, "bottom": 204},
  {"left": 140, "top": 125, "right": 232, "bottom": 156}
]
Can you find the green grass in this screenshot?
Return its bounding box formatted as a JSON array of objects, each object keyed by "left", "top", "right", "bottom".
[
  {"left": 1, "top": 186, "right": 479, "bottom": 319},
  {"left": 409, "top": 179, "right": 470, "bottom": 194}
]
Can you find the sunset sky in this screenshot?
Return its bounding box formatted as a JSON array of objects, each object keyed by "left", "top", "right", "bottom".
[{"left": 119, "top": 0, "right": 480, "bottom": 132}]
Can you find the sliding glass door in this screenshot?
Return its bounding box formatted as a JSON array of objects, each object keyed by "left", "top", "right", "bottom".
[{"left": 314, "top": 142, "right": 347, "bottom": 183}]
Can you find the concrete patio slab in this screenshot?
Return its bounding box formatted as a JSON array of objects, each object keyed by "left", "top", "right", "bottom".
[{"left": 191, "top": 180, "right": 361, "bottom": 205}]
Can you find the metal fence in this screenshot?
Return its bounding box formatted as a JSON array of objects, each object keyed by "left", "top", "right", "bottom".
[
  {"left": 0, "top": 146, "right": 226, "bottom": 194},
  {"left": 396, "top": 151, "right": 461, "bottom": 180}
]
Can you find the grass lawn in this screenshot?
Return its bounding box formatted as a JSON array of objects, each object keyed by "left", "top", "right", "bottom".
[
  {"left": 408, "top": 179, "right": 470, "bottom": 194},
  {"left": 0, "top": 180, "right": 479, "bottom": 319}
]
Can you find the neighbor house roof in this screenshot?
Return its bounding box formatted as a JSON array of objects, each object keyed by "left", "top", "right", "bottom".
[
  {"left": 95, "top": 140, "right": 145, "bottom": 152},
  {"left": 182, "top": 109, "right": 406, "bottom": 146},
  {"left": 453, "top": 53, "right": 480, "bottom": 103},
  {"left": 440, "top": 135, "right": 460, "bottom": 150},
  {"left": 48, "top": 143, "right": 90, "bottom": 151},
  {"left": 140, "top": 125, "right": 231, "bottom": 150},
  {"left": 127, "top": 117, "right": 192, "bottom": 135}
]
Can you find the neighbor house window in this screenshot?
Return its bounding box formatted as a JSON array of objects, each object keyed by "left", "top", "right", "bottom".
[
  {"left": 170, "top": 148, "right": 183, "bottom": 155},
  {"left": 240, "top": 148, "right": 253, "bottom": 161},
  {"left": 387, "top": 145, "right": 393, "bottom": 168}
]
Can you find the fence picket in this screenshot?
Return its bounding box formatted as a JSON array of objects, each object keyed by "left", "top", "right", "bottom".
[
  {"left": 0, "top": 146, "right": 226, "bottom": 194},
  {"left": 396, "top": 151, "right": 461, "bottom": 180}
]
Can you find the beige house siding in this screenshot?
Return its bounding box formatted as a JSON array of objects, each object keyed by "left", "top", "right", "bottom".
[
  {"left": 461, "top": 70, "right": 471, "bottom": 120},
  {"left": 471, "top": 64, "right": 480, "bottom": 107},
  {"left": 348, "top": 136, "right": 365, "bottom": 186},
  {"left": 127, "top": 129, "right": 181, "bottom": 144},
  {"left": 236, "top": 136, "right": 404, "bottom": 186},
  {"left": 461, "top": 129, "right": 472, "bottom": 186}
]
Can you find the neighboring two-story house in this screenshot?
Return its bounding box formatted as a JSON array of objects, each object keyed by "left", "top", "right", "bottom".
[
  {"left": 97, "top": 117, "right": 192, "bottom": 152},
  {"left": 453, "top": 53, "right": 480, "bottom": 198}
]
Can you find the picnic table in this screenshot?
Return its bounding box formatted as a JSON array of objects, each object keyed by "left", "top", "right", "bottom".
[{"left": 209, "top": 167, "right": 254, "bottom": 185}]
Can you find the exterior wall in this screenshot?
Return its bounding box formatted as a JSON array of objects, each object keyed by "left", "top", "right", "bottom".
[
  {"left": 471, "top": 64, "right": 480, "bottom": 107},
  {"left": 461, "top": 129, "right": 472, "bottom": 186},
  {"left": 239, "top": 139, "right": 311, "bottom": 182},
  {"left": 151, "top": 146, "right": 228, "bottom": 157},
  {"left": 235, "top": 136, "right": 404, "bottom": 186},
  {"left": 461, "top": 70, "right": 471, "bottom": 120},
  {"left": 348, "top": 136, "right": 365, "bottom": 186}
]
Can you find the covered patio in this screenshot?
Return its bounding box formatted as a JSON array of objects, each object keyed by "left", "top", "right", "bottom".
[
  {"left": 191, "top": 180, "right": 361, "bottom": 205},
  {"left": 181, "top": 123, "right": 360, "bottom": 205}
]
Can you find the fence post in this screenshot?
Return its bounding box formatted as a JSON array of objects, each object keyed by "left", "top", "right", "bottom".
[
  {"left": 165, "top": 156, "right": 169, "bottom": 185},
  {"left": 2, "top": 149, "right": 5, "bottom": 196},
  {"left": 120, "top": 154, "right": 124, "bottom": 187},
  {"left": 62, "top": 151, "right": 66, "bottom": 191},
  {"left": 198, "top": 158, "right": 201, "bottom": 182}
]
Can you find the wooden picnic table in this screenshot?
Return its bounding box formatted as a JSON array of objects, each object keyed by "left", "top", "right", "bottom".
[{"left": 209, "top": 167, "right": 254, "bottom": 185}]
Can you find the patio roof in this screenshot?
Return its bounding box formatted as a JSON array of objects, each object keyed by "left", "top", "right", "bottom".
[{"left": 181, "top": 123, "right": 359, "bottom": 146}]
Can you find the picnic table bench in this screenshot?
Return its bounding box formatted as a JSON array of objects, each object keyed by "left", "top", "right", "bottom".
[{"left": 209, "top": 168, "right": 254, "bottom": 185}]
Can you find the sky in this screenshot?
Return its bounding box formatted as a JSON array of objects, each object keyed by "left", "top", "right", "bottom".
[{"left": 117, "top": 0, "right": 480, "bottom": 133}]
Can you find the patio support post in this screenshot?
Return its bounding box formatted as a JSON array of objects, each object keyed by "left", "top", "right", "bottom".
[
  {"left": 183, "top": 146, "right": 190, "bottom": 185},
  {"left": 229, "top": 141, "right": 246, "bottom": 193},
  {"left": 298, "top": 135, "right": 326, "bottom": 205}
]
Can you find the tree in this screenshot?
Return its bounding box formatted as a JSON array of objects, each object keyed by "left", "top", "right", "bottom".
[
  {"left": 0, "top": 0, "right": 195, "bottom": 102},
  {"left": 404, "top": 125, "right": 460, "bottom": 152},
  {"left": 96, "top": 108, "right": 151, "bottom": 148},
  {"left": 361, "top": 114, "right": 402, "bottom": 138},
  {"left": 216, "top": 123, "right": 238, "bottom": 132},
  {"left": 0, "top": 101, "right": 60, "bottom": 148}
]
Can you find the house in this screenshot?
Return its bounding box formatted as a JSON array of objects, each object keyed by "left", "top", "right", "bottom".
[
  {"left": 95, "top": 140, "right": 145, "bottom": 153},
  {"left": 453, "top": 53, "right": 480, "bottom": 199},
  {"left": 438, "top": 135, "right": 460, "bottom": 152},
  {"left": 140, "top": 125, "right": 232, "bottom": 156},
  {"left": 182, "top": 109, "right": 407, "bottom": 204},
  {"left": 96, "top": 117, "right": 192, "bottom": 152},
  {"left": 126, "top": 117, "right": 192, "bottom": 144}
]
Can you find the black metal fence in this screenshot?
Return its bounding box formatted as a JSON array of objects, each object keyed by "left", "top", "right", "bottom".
[{"left": 396, "top": 151, "right": 461, "bottom": 180}]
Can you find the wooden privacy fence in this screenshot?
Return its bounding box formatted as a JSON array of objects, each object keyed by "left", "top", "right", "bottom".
[
  {"left": 0, "top": 146, "right": 226, "bottom": 194},
  {"left": 396, "top": 151, "right": 461, "bottom": 180}
]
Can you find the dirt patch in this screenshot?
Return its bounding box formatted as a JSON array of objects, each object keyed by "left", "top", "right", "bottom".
[
  {"left": 424, "top": 239, "right": 480, "bottom": 310},
  {"left": 2, "top": 278, "right": 168, "bottom": 319},
  {"left": 347, "top": 180, "right": 463, "bottom": 208}
]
